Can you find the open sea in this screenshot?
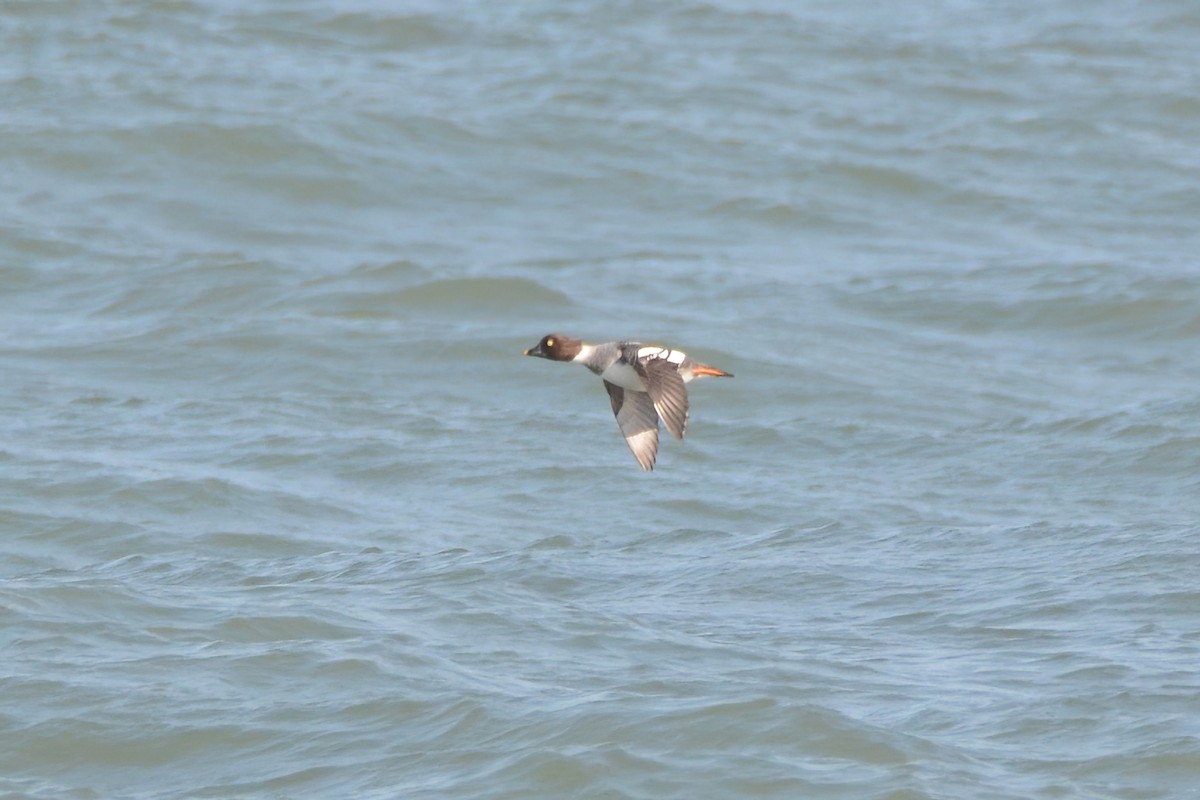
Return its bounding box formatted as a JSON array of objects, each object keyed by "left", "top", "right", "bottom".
[{"left": 2, "top": 1, "right": 1199, "bottom": 798}]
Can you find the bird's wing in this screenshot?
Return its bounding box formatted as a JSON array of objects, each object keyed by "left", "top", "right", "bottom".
[
  {"left": 633, "top": 356, "right": 689, "bottom": 441},
  {"left": 604, "top": 380, "right": 660, "bottom": 471}
]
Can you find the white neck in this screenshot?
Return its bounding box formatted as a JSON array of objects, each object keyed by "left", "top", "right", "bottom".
[{"left": 573, "top": 343, "right": 595, "bottom": 364}]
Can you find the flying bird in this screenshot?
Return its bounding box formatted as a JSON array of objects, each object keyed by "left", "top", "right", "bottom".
[{"left": 523, "top": 333, "right": 733, "bottom": 470}]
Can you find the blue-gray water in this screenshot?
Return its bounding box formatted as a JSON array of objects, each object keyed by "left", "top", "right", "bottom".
[{"left": 3, "top": 2, "right": 1199, "bottom": 798}]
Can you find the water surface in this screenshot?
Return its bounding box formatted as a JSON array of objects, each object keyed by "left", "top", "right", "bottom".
[{"left": 2, "top": 1, "right": 1199, "bottom": 798}]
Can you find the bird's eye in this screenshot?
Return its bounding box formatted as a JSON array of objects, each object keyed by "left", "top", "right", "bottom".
[{"left": 546, "top": 338, "right": 555, "bottom": 347}]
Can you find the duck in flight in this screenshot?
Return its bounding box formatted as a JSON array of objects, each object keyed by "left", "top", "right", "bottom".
[{"left": 523, "top": 334, "right": 733, "bottom": 470}]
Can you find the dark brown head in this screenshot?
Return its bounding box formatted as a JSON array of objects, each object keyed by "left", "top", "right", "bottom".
[{"left": 523, "top": 333, "right": 582, "bottom": 362}]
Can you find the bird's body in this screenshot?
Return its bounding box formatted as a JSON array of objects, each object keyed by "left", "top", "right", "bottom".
[{"left": 523, "top": 334, "right": 733, "bottom": 470}]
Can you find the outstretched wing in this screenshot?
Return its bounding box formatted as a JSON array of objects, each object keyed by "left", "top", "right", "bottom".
[
  {"left": 604, "top": 380, "right": 660, "bottom": 471},
  {"left": 634, "top": 356, "right": 689, "bottom": 441}
]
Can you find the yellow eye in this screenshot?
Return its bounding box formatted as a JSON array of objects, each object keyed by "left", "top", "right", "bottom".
[{"left": 546, "top": 338, "right": 555, "bottom": 347}]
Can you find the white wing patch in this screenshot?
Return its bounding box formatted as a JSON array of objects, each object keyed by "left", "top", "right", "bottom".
[{"left": 637, "top": 346, "right": 687, "bottom": 365}]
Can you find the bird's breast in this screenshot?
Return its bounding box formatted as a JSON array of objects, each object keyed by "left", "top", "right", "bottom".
[{"left": 599, "top": 361, "right": 646, "bottom": 391}]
